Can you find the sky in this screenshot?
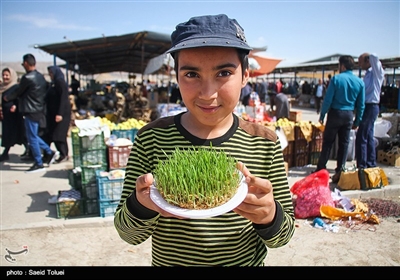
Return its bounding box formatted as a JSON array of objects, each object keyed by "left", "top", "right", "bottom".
[{"left": 1, "top": 0, "right": 399, "bottom": 69}]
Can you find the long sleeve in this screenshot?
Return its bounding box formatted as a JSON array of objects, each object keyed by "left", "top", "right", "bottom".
[
  {"left": 353, "top": 84, "right": 365, "bottom": 127},
  {"left": 364, "top": 53, "right": 385, "bottom": 103}
]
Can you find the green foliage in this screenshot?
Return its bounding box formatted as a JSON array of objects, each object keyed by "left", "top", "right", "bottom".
[{"left": 154, "top": 146, "right": 242, "bottom": 209}]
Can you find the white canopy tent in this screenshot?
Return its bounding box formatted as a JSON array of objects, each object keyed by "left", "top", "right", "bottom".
[{"left": 144, "top": 53, "right": 175, "bottom": 75}]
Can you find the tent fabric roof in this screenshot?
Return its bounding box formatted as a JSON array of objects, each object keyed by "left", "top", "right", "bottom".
[
  {"left": 249, "top": 53, "right": 282, "bottom": 77},
  {"left": 36, "top": 31, "right": 172, "bottom": 75}
]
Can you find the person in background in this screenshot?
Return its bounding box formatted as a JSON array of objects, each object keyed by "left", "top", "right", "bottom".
[
  {"left": 248, "top": 82, "right": 260, "bottom": 107},
  {"left": 356, "top": 53, "right": 385, "bottom": 169},
  {"left": 301, "top": 81, "right": 312, "bottom": 95},
  {"left": 70, "top": 74, "right": 80, "bottom": 95},
  {"left": 70, "top": 74, "right": 80, "bottom": 109},
  {"left": 4, "top": 54, "right": 57, "bottom": 173},
  {"left": 275, "top": 78, "right": 283, "bottom": 94},
  {"left": 240, "top": 81, "right": 252, "bottom": 106},
  {"left": 44, "top": 66, "right": 71, "bottom": 163},
  {"left": 0, "top": 67, "right": 25, "bottom": 162},
  {"left": 314, "top": 55, "right": 365, "bottom": 183},
  {"left": 267, "top": 81, "right": 277, "bottom": 111},
  {"left": 325, "top": 74, "right": 332, "bottom": 88},
  {"left": 114, "top": 13, "right": 295, "bottom": 266},
  {"left": 287, "top": 80, "right": 299, "bottom": 97},
  {"left": 256, "top": 78, "right": 268, "bottom": 106},
  {"left": 313, "top": 78, "right": 326, "bottom": 114},
  {"left": 274, "top": 91, "right": 290, "bottom": 121},
  {"left": 169, "top": 82, "right": 182, "bottom": 104}
]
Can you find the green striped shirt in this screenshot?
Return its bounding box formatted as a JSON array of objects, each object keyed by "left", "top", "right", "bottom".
[{"left": 114, "top": 113, "right": 295, "bottom": 266}]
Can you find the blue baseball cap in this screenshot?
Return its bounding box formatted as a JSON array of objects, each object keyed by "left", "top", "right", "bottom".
[{"left": 167, "top": 14, "right": 252, "bottom": 56}]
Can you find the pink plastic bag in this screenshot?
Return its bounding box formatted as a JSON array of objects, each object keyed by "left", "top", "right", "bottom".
[{"left": 290, "top": 169, "right": 335, "bottom": 219}]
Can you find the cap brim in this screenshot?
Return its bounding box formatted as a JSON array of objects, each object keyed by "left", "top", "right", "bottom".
[{"left": 167, "top": 37, "right": 252, "bottom": 54}]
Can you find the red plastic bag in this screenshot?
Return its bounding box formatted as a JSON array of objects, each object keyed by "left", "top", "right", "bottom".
[{"left": 290, "top": 169, "right": 335, "bottom": 219}]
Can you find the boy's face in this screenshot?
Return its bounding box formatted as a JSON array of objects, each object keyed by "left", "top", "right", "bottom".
[{"left": 176, "top": 47, "right": 249, "bottom": 128}]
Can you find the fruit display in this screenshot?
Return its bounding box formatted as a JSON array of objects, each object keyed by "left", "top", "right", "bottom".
[
  {"left": 97, "top": 116, "right": 147, "bottom": 131},
  {"left": 274, "top": 117, "right": 295, "bottom": 128}
]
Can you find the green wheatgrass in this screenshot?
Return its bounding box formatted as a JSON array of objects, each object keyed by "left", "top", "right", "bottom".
[{"left": 153, "top": 146, "right": 243, "bottom": 210}]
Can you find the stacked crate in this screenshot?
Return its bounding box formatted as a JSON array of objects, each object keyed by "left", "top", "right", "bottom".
[
  {"left": 68, "top": 168, "right": 82, "bottom": 191},
  {"left": 294, "top": 125, "right": 310, "bottom": 167},
  {"left": 72, "top": 130, "right": 108, "bottom": 168},
  {"left": 308, "top": 125, "right": 324, "bottom": 165},
  {"left": 276, "top": 124, "right": 295, "bottom": 168},
  {"left": 96, "top": 170, "right": 125, "bottom": 217},
  {"left": 108, "top": 143, "right": 133, "bottom": 171},
  {"left": 70, "top": 130, "right": 108, "bottom": 217},
  {"left": 111, "top": 128, "right": 138, "bottom": 142},
  {"left": 282, "top": 140, "right": 295, "bottom": 168},
  {"left": 108, "top": 128, "right": 136, "bottom": 171},
  {"left": 55, "top": 189, "right": 84, "bottom": 219}
]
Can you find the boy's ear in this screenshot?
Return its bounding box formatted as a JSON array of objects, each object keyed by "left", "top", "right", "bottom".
[{"left": 242, "top": 69, "right": 250, "bottom": 87}]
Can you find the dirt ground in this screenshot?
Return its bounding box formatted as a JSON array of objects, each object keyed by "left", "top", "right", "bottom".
[{"left": 1, "top": 215, "right": 399, "bottom": 268}]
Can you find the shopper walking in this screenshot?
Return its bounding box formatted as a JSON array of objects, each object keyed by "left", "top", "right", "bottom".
[
  {"left": 4, "top": 54, "right": 57, "bottom": 173},
  {"left": 355, "top": 53, "right": 385, "bottom": 169},
  {"left": 44, "top": 66, "right": 71, "bottom": 163},
  {"left": 314, "top": 55, "right": 365, "bottom": 183},
  {"left": 0, "top": 67, "right": 25, "bottom": 161}
]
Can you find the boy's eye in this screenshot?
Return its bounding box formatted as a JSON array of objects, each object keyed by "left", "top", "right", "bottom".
[
  {"left": 218, "top": 70, "right": 231, "bottom": 77},
  {"left": 184, "top": 71, "right": 198, "bottom": 78}
]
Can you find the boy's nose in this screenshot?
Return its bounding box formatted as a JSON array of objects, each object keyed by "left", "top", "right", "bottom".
[{"left": 199, "top": 80, "right": 218, "bottom": 99}]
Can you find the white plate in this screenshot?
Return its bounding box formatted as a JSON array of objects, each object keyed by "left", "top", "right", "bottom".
[{"left": 150, "top": 175, "right": 248, "bottom": 219}]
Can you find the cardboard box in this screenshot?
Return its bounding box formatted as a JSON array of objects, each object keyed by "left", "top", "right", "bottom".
[
  {"left": 377, "top": 150, "right": 400, "bottom": 167},
  {"left": 289, "top": 110, "right": 302, "bottom": 122}
]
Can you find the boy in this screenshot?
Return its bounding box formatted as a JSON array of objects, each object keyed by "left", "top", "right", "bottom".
[{"left": 114, "top": 14, "right": 295, "bottom": 266}]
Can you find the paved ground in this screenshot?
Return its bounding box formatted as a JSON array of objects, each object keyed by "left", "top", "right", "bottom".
[{"left": 0, "top": 106, "right": 399, "bottom": 269}]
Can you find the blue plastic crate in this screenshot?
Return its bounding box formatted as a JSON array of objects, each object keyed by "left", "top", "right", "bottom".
[
  {"left": 111, "top": 128, "right": 138, "bottom": 142},
  {"left": 96, "top": 170, "right": 124, "bottom": 201},
  {"left": 99, "top": 200, "right": 119, "bottom": 218}
]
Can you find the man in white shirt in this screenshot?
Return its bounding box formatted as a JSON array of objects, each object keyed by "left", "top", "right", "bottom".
[
  {"left": 314, "top": 78, "right": 326, "bottom": 114},
  {"left": 355, "top": 53, "right": 385, "bottom": 169}
]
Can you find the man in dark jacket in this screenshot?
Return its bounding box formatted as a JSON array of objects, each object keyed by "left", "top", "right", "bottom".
[{"left": 5, "top": 54, "right": 57, "bottom": 173}]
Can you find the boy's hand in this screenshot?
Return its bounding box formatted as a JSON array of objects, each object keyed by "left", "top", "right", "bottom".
[
  {"left": 234, "top": 162, "right": 276, "bottom": 225},
  {"left": 135, "top": 173, "right": 186, "bottom": 219}
]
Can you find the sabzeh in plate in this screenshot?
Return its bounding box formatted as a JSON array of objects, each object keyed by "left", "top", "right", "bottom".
[{"left": 153, "top": 145, "right": 244, "bottom": 210}]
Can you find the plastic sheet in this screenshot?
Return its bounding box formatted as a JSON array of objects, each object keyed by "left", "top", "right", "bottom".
[
  {"left": 290, "top": 169, "right": 335, "bottom": 219},
  {"left": 374, "top": 119, "right": 392, "bottom": 138}
]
